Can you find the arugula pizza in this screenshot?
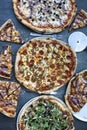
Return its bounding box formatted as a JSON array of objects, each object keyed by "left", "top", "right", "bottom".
[
  {"left": 15, "top": 37, "right": 77, "bottom": 94},
  {"left": 17, "top": 95, "right": 74, "bottom": 130},
  {"left": 65, "top": 70, "right": 87, "bottom": 113},
  {"left": 0, "top": 80, "right": 20, "bottom": 117},
  {"left": 13, "top": 0, "right": 77, "bottom": 34}
]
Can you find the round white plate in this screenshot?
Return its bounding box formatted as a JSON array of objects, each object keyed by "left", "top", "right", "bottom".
[
  {"left": 73, "top": 103, "right": 87, "bottom": 122},
  {"left": 68, "top": 32, "right": 87, "bottom": 52}
]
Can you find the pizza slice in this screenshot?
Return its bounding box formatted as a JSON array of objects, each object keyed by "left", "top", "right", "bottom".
[
  {"left": 0, "top": 80, "right": 20, "bottom": 99},
  {"left": 0, "top": 46, "right": 12, "bottom": 79},
  {"left": 0, "top": 19, "right": 23, "bottom": 43},
  {"left": 0, "top": 80, "right": 20, "bottom": 117},
  {"left": 69, "top": 9, "right": 87, "bottom": 31}
]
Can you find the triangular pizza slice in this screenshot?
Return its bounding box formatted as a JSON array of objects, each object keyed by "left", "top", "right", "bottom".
[
  {"left": 69, "top": 9, "right": 87, "bottom": 31},
  {"left": 0, "top": 19, "right": 23, "bottom": 43},
  {"left": 0, "top": 81, "right": 20, "bottom": 99},
  {"left": 0, "top": 46, "right": 12, "bottom": 79},
  {"left": 0, "top": 80, "right": 20, "bottom": 117}
]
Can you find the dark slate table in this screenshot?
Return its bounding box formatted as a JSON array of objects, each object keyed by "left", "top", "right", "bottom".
[{"left": 0, "top": 0, "right": 87, "bottom": 130}]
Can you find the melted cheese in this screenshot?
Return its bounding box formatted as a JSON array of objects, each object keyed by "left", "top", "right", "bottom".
[{"left": 18, "top": 0, "right": 72, "bottom": 27}]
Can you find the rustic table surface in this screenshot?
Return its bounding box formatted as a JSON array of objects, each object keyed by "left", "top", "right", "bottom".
[{"left": 0, "top": 0, "right": 87, "bottom": 130}]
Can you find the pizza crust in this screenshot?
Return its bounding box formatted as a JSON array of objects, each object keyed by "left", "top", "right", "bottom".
[
  {"left": 15, "top": 37, "right": 77, "bottom": 94},
  {"left": 13, "top": 0, "right": 77, "bottom": 34}
]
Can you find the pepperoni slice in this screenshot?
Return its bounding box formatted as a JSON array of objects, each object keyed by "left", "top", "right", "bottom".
[
  {"left": 33, "top": 42, "right": 37, "bottom": 47},
  {"left": 39, "top": 50, "right": 44, "bottom": 55},
  {"left": 51, "top": 76, "right": 56, "bottom": 81},
  {"left": 50, "top": 64, "right": 55, "bottom": 68},
  {"left": 22, "top": 49, "right": 27, "bottom": 55},
  {"left": 27, "top": 60, "right": 34, "bottom": 67},
  {"left": 25, "top": 76, "right": 30, "bottom": 80},
  {"left": 18, "top": 60, "right": 23, "bottom": 65}
]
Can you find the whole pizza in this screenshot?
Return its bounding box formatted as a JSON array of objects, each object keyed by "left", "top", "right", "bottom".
[
  {"left": 17, "top": 95, "right": 74, "bottom": 130},
  {"left": 13, "top": 0, "right": 77, "bottom": 34},
  {"left": 15, "top": 37, "right": 77, "bottom": 93}
]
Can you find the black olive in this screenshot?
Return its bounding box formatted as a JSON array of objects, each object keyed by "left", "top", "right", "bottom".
[
  {"left": 63, "top": 1, "right": 65, "bottom": 4},
  {"left": 29, "top": 16, "right": 32, "bottom": 19},
  {"left": 47, "top": 10, "right": 50, "bottom": 13},
  {"left": 38, "top": 17, "right": 42, "bottom": 21},
  {"left": 52, "top": 18, "right": 55, "bottom": 21},
  {"left": 49, "top": 11, "right": 52, "bottom": 14},
  {"left": 23, "top": 2, "right": 26, "bottom": 4},
  {"left": 53, "top": 7, "right": 55, "bottom": 10},
  {"left": 43, "top": 0, "right": 46, "bottom": 4},
  {"left": 59, "top": 3, "right": 62, "bottom": 6},
  {"left": 48, "top": 6, "right": 50, "bottom": 8},
  {"left": 32, "top": 18, "right": 34, "bottom": 21},
  {"left": 59, "top": 6, "right": 62, "bottom": 9},
  {"left": 33, "top": 3, "right": 35, "bottom": 6},
  {"left": 56, "top": 14, "right": 59, "bottom": 17}
]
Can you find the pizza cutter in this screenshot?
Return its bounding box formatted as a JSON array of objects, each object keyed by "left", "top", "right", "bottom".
[{"left": 68, "top": 31, "right": 87, "bottom": 52}]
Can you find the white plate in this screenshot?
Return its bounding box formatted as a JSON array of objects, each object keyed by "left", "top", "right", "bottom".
[
  {"left": 73, "top": 103, "right": 87, "bottom": 122},
  {"left": 68, "top": 31, "right": 87, "bottom": 52}
]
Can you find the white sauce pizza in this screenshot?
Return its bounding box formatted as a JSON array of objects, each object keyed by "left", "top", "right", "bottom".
[
  {"left": 15, "top": 37, "right": 77, "bottom": 94},
  {"left": 13, "top": 0, "right": 77, "bottom": 33}
]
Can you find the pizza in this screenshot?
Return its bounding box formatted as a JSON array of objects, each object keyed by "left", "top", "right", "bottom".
[
  {"left": 65, "top": 70, "right": 87, "bottom": 113},
  {"left": 0, "top": 19, "right": 23, "bottom": 43},
  {"left": 0, "top": 80, "right": 20, "bottom": 117},
  {"left": 69, "top": 9, "right": 87, "bottom": 31},
  {"left": 13, "top": 0, "right": 77, "bottom": 34},
  {"left": 17, "top": 95, "right": 74, "bottom": 130},
  {"left": 0, "top": 46, "right": 12, "bottom": 79},
  {"left": 15, "top": 37, "right": 77, "bottom": 94}
]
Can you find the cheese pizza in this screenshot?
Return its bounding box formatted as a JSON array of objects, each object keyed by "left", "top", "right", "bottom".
[
  {"left": 65, "top": 70, "right": 87, "bottom": 113},
  {"left": 17, "top": 96, "right": 74, "bottom": 130},
  {"left": 13, "top": 0, "right": 77, "bottom": 34},
  {"left": 15, "top": 37, "right": 77, "bottom": 94}
]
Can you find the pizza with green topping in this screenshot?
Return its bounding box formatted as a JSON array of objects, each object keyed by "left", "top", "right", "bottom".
[
  {"left": 13, "top": 0, "right": 77, "bottom": 34},
  {"left": 17, "top": 96, "right": 74, "bottom": 130},
  {"left": 15, "top": 37, "right": 77, "bottom": 94}
]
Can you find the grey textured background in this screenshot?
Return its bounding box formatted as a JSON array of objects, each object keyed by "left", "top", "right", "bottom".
[{"left": 0, "top": 0, "right": 87, "bottom": 130}]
